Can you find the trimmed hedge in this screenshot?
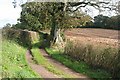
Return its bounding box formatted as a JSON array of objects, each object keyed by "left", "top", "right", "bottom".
[
  {"left": 64, "top": 40, "right": 120, "bottom": 77},
  {"left": 2, "top": 29, "right": 40, "bottom": 47}
]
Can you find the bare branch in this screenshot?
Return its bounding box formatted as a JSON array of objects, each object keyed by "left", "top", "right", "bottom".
[{"left": 68, "top": 1, "right": 111, "bottom": 12}]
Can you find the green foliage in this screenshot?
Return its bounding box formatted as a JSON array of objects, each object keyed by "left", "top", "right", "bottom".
[
  {"left": 22, "top": 14, "right": 42, "bottom": 31},
  {"left": 3, "top": 23, "right": 11, "bottom": 29},
  {"left": 11, "top": 23, "right": 26, "bottom": 30},
  {"left": 20, "top": 2, "right": 51, "bottom": 31},
  {"left": 93, "top": 15, "right": 120, "bottom": 30},
  {"left": 64, "top": 40, "right": 120, "bottom": 77},
  {"left": 2, "top": 40, "right": 40, "bottom": 78},
  {"left": 45, "top": 48, "right": 112, "bottom": 79}
]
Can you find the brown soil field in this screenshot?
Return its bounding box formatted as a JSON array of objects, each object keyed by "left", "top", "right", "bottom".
[{"left": 65, "top": 28, "right": 119, "bottom": 47}]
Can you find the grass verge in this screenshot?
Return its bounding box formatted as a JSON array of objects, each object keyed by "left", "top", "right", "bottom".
[
  {"left": 2, "top": 40, "right": 41, "bottom": 78},
  {"left": 31, "top": 45, "right": 74, "bottom": 78},
  {"left": 45, "top": 48, "right": 114, "bottom": 80}
]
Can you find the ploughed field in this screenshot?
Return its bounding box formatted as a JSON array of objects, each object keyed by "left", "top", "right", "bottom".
[{"left": 65, "top": 28, "right": 119, "bottom": 47}]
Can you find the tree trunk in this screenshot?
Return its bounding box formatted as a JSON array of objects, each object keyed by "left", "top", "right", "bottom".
[
  {"left": 49, "top": 2, "right": 67, "bottom": 45},
  {"left": 54, "top": 25, "right": 63, "bottom": 44},
  {"left": 50, "top": 24, "right": 63, "bottom": 45}
]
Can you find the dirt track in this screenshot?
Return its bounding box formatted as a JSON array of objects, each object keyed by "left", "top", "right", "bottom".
[
  {"left": 40, "top": 49, "right": 89, "bottom": 79},
  {"left": 25, "top": 46, "right": 90, "bottom": 79},
  {"left": 26, "top": 49, "right": 61, "bottom": 79},
  {"left": 65, "top": 28, "right": 119, "bottom": 47}
]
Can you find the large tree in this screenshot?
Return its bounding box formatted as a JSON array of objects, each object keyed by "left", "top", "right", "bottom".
[
  {"left": 14, "top": 0, "right": 119, "bottom": 44},
  {"left": 20, "top": 2, "right": 90, "bottom": 44}
]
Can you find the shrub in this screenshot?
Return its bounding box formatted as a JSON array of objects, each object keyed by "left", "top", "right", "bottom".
[
  {"left": 64, "top": 40, "right": 120, "bottom": 77},
  {"left": 2, "top": 29, "right": 40, "bottom": 47}
]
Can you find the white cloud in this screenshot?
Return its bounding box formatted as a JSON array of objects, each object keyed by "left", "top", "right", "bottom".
[
  {"left": 0, "top": 0, "right": 27, "bottom": 28},
  {"left": 0, "top": 6, "right": 21, "bottom": 20}
]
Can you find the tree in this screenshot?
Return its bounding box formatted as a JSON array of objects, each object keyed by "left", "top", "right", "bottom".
[
  {"left": 11, "top": 22, "right": 26, "bottom": 30},
  {"left": 94, "top": 14, "right": 120, "bottom": 29},
  {"left": 3, "top": 23, "right": 11, "bottom": 29},
  {"left": 19, "top": 2, "right": 43, "bottom": 31},
  {"left": 110, "top": 15, "right": 120, "bottom": 29},
  {"left": 94, "top": 15, "right": 109, "bottom": 28},
  {"left": 14, "top": 0, "right": 118, "bottom": 45},
  {"left": 20, "top": 2, "right": 86, "bottom": 44}
]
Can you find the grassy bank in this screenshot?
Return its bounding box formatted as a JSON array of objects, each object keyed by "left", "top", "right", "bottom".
[
  {"left": 31, "top": 43, "right": 74, "bottom": 78},
  {"left": 2, "top": 40, "right": 40, "bottom": 78}
]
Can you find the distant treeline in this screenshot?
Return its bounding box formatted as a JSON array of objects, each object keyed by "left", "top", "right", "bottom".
[{"left": 83, "top": 15, "right": 120, "bottom": 30}]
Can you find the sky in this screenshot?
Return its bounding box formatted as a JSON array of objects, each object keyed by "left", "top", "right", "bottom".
[
  {"left": 0, "top": 0, "right": 118, "bottom": 29},
  {"left": 0, "top": 0, "right": 27, "bottom": 29}
]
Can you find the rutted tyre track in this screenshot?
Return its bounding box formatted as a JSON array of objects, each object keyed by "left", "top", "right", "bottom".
[
  {"left": 39, "top": 49, "right": 90, "bottom": 79},
  {"left": 26, "top": 49, "right": 60, "bottom": 79},
  {"left": 25, "top": 42, "right": 91, "bottom": 80}
]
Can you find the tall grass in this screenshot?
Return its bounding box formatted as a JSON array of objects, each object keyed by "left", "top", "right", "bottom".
[
  {"left": 64, "top": 40, "right": 120, "bottom": 77},
  {"left": 2, "top": 40, "right": 40, "bottom": 78}
]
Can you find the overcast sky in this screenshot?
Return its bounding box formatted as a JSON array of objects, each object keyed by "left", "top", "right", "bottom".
[
  {"left": 0, "top": 0, "right": 118, "bottom": 29},
  {"left": 0, "top": 0, "right": 27, "bottom": 29}
]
